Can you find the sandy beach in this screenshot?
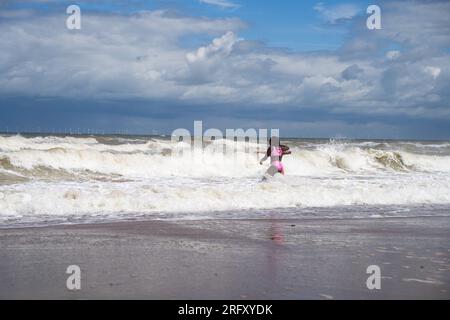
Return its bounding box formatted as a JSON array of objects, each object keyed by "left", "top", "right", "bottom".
[{"left": 1, "top": 216, "right": 449, "bottom": 300}]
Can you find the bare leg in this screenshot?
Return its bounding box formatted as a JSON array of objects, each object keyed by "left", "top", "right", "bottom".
[{"left": 265, "top": 165, "right": 278, "bottom": 177}]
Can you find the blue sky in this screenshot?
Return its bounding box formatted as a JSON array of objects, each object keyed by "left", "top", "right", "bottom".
[
  {"left": 0, "top": 0, "right": 449, "bottom": 139},
  {"left": 3, "top": 0, "right": 372, "bottom": 50}
]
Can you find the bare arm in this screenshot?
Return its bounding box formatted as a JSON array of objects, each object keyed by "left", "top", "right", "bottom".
[{"left": 259, "top": 148, "right": 271, "bottom": 164}]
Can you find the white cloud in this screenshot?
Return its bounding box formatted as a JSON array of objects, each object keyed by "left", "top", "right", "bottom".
[
  {"left": 0, "top": 11, "right": 245, "bottom": 100},
  {"left": 0, "top": 2, "right": 449, "bottom": 120},
  {"left": 376, "top": 1, "right": 450, "bottom": 48},
  {"left": 186, "top": 31, "right": 240, "bottom": 63},
  {"left": 425, "top": 66, "right": 441, "bottom": 80},
  {"left": 313, "top": 2, "right": 360, "bottom": 24},
  {"left": 386, "top": 50, "right": 401, "bottom": 60},
  {"left": 199, "top": 0, "right": 240, "bottom": 9}
]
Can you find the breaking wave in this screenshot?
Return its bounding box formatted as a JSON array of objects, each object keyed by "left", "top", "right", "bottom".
[
  {"left": 1, "top": 135, "right": 450, "bottom": 179},
  {"left": 1, "top": 134, "right": 450, "bottom": 225}
]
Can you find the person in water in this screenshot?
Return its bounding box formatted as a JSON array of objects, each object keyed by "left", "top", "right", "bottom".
[{"left": 259, "top": 137, "right": 291, "bottom": 176}]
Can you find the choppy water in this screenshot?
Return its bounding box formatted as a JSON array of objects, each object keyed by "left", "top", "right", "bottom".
[{"left": 1, "top": 134, "right": 450, "bottom": 227}]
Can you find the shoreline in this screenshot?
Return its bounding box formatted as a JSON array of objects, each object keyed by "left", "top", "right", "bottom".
[
  {"left": 3, "top": 203, "right": 450, "bottom": 231},
  {"left": 1, "top": 216, "right": 449, "bottom": 299}
]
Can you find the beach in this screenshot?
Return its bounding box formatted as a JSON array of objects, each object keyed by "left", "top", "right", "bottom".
[
  {"left": 1, "top": 215, "right": 449, "bottom": 299},
  {"left": 1, "top": 134, "right": 450, "bottom": 299}
]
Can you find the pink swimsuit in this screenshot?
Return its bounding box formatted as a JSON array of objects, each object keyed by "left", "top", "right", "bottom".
[{"left": 271, "top": 146, "right": 285, "bottom": 174}]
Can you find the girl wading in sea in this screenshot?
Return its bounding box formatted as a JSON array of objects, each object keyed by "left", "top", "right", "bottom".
[{"left": 259, "top": 137, "right": 291, "bottom": 176}]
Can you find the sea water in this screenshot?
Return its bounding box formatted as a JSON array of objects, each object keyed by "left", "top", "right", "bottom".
[{"left": 1, "top": 134, "right": 450, "bottom": 227}]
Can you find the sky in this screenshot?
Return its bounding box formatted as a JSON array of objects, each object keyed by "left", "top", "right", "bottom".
[{"left": 0, "top": 0, "right": 449, "bottom": 139}]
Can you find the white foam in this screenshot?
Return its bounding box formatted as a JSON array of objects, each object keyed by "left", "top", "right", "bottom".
[
  {"left": 1, "top": 172, "right": 450, "bottom": 218},
  {"left": 1, "top": 135, "right": 450, "bottom": 223}
]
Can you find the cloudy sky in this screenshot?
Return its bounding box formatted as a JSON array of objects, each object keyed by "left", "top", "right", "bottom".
[{"left": 0, "top": 0, "right": 449, "bottom": 139}]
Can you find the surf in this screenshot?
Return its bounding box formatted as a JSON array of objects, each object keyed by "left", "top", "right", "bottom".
[{"left": 1, "top": 134, "right": 450, "bottom": 225}]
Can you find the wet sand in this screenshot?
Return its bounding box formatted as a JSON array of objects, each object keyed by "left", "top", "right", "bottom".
[{"left": 0, "top": 216, "right": 449, "bottom": 299}]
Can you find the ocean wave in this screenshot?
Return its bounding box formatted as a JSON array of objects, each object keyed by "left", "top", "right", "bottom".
[
  {"left": 1, "top": 173, "right": 450, "bottom": 219},
  {"left": 1, "top": 135, "right": 450, "bottom": 179},
  {"left": 1, "top": 135, "right": 450, "bottom": 222}
]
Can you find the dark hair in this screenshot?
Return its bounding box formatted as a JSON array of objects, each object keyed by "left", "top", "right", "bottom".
[{"left": 269, "top": 137, "right": 280, "bottom": 146}]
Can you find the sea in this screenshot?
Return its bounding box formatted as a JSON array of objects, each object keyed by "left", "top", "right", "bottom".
[{"left": 1, "top": 133, "right": 450, "bottom": 228}]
